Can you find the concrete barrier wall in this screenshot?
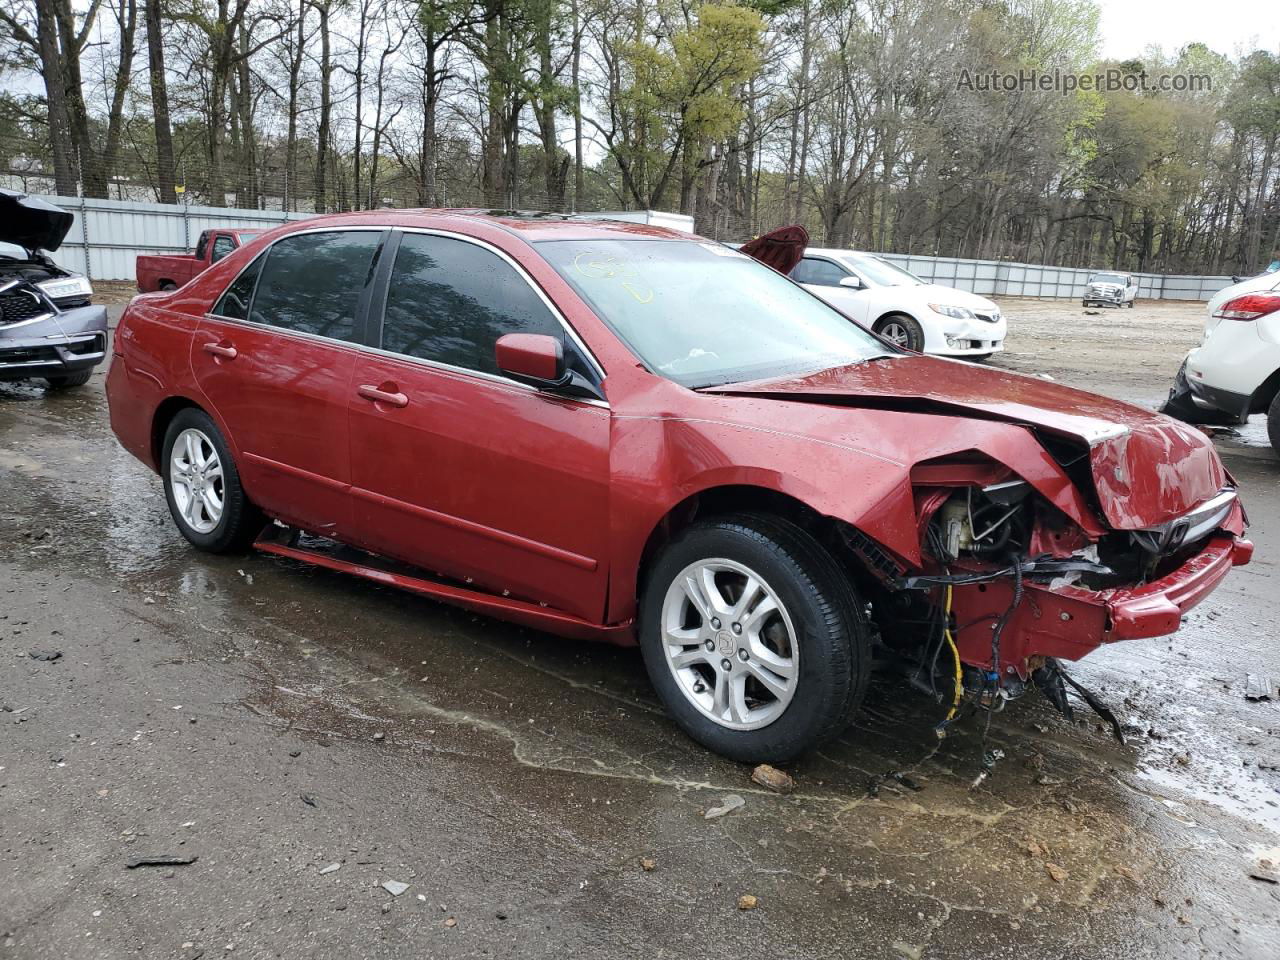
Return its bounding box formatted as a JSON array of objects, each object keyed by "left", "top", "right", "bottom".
[{"left": 28, "top": 194, "right": 1240, "bottom": 300}]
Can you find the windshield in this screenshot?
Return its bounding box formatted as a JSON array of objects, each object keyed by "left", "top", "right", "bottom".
[
  {"left": 840, "top": 254, "right": 923, "bottom": 287},
  {"left": 537, "top": 239, "right": 896, "bottom": 388},
  {"left": 1092, "top": 273, "right": 1126, "bottom": 284},
  {"left": 236, "top": 232, "right": 259, "bottom": 243},
  {"left": 0, "top": 241, "right": 29, "bottom": 260}
]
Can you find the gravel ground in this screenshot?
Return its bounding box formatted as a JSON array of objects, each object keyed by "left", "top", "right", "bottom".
[{"left": 1, "top": 297, "right": 1277, "bottom": 959}]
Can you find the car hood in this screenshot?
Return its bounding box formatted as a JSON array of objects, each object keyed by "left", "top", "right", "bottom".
[
  {"left": 907, "top": 284, "right": 998, "bottom": 312},
  {"left": 703, "top": 355, "right": 1226, "bottom": 530},
  {"left": 739, "top": 225, "right": 808, "bottom": 275},
  {"left": 0, "top": 189, "right": 75, "bottom": 254}
]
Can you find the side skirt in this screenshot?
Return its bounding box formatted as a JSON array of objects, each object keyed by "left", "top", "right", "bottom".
[{"left": 253, "top": 524, "right": 636, "bottom": 647}]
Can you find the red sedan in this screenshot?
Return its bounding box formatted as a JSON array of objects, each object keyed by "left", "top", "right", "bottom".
[{"left": 107, "top": 211, "right": 1250, "bottom": 761}]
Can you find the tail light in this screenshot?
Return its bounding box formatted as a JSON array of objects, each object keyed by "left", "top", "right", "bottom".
[{"left": 1213, "top": 292, "right": 1280, "bottom": 321}]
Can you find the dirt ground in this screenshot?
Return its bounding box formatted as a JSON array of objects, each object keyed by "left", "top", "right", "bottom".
[{"left": 1, "top": 298, "right": 1278, "bottom": 959}]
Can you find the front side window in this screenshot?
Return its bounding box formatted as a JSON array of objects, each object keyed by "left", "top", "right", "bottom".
[
  {"left": 380, "top": 233, "right": 573, "bottom": 377},
  {"left": 211, "top": 235, "right": 236, "bottom": 262},
  {"left": 792, "top": 257, "right": 848, "bottom": 287},
  {"left": 538, "top": 239, "right": 895, "bottom": 388},
  {"left": 248, "top": 230, "right": 382, "bottom": 342}
]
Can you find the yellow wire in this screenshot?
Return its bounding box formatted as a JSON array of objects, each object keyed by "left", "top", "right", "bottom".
[{"left": 940, "top": 584, "right": 963, "bottom": 732}]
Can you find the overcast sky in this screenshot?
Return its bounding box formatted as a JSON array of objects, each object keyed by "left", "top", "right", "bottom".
[{"left": 1098, "top": 0, "right": 1279, "bottom": 59}]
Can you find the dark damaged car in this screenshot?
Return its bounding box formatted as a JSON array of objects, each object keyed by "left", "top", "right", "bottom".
[
  {"left": 106, "top": 212, "right": 1251, "bottom": 762},
  {"left": 1, "top": 190, "right": 108, "bottom": 388}
]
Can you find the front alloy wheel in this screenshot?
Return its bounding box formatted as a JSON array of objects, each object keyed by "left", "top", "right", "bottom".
[
  {"left": 660, "top": 559, "right": 799, "bottom": 731},
  {"left": 640, "top": 514, "right": 869, "bottom": 762}
]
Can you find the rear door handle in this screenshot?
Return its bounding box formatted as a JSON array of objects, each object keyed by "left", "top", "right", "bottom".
[
  {"left": 202, "top": 341, "right": 237, "bottom": 360},
  {"left": 357, "top": 383, "right": 409, "bottom": 408}
]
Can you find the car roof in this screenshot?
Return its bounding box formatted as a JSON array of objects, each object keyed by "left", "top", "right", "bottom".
[
  {"left": 804, "top": 248, "right": 880, "bottom": 260},
  {"left": 266, "top": 208, "right": 708, "bottom": 244}
]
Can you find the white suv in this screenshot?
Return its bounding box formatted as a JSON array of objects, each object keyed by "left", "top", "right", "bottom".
[{"left": 1162, "top": 273, "right": 1280, "bottom": 452}]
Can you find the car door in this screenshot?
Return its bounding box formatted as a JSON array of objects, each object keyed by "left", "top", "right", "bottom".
[
  {"left": 792, "top": 256, "right": 872, "bottom": 325},
  {"left": 191, "top": 228, "right": 386, "bottom": 536},
  {"left": 346, "top": 230, "right": 611, "bottom": 622}
]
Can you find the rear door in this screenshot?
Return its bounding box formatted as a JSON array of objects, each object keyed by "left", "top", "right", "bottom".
[
  {"left": 191, "top": 228, "right": 386, "bottom": 535},
  {"left": 346, "top": 230, "right": 611, "bottom": 621}
]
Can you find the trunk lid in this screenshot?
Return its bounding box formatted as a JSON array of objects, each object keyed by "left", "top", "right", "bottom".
[{"left": 704, "top": 355, "right": 1226, "bottom": 530}]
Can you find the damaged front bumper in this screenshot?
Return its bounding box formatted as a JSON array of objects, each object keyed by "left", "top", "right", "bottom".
[{"left": 947, "top": 529, "right": 1252, "bottom": 677}]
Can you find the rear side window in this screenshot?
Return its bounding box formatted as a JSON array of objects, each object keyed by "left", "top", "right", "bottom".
[
  {"left": 249, "top": 231, "right": 382, "bottom": 342},
  {"left": 380, "top": 233, "right": 568, "bottom": 377},
  {"left": 792, "top": 257, "right": 847, "bottom": 286},
  {"left": 212, "top": 254, "right": 263, "bottom": 320},
  {"left": 211, "top": 235, "right": 236, "bottom": 262}
]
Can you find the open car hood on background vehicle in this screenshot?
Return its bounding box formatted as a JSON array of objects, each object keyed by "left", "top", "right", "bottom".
[
  {"left": 0, "top": 189, "right": 74, "bottom": 254},
  {"left": 738, "top": 224, "right": 808, "bottom": 275},
  {"left": 704, "top": 355, "right": 1227, "bottom": 530}
]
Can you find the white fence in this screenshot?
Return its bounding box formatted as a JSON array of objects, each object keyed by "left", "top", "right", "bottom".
[
  {"left": 31, "top": 194, "right": 1237, "bottom": 300},
  {"left": 878, "top": 253, "right": 1233, "bottom": 301},
  {"left": 32, "top": 194, "right": 308, "bottom": 283}
]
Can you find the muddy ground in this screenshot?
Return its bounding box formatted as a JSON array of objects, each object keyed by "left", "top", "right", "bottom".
[{"left": 2, "top": 298, "right": 1277, "bottom": 959}]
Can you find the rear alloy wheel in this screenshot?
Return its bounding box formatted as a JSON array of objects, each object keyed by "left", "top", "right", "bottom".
[
  {"left": 640, "top": 514, "right": 868, "bottom": 762},
  {"left": 162, "top": 408, "right": 263, "bottom": 552},
  {"left": 875, "top": 313, "right": 924, "bottom": 352}
]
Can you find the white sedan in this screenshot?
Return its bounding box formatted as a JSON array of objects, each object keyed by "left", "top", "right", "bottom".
[{"left": 790, "top": 249, "right": 1006, "bottom": 358}]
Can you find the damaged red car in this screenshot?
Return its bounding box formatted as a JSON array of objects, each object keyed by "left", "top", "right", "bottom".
[{"left": 106, "top": 212, "right": 1251, "bottom": 762}]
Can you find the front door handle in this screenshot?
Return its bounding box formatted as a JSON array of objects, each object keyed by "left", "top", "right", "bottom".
[
  {"left": 202, "top": 341, "right": 237, "bottom": 360},
  {"left": 357, "top": 383, "right": 409, "bottom": 408}
]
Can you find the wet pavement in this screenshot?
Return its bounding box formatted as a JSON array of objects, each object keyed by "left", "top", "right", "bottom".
[{"left": 2, "top": 302, "right": 1278, "bottom": 958}]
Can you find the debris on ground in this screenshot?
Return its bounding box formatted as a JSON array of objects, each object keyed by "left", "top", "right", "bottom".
[
  {"left": 1244, "top": 674, "right": 1275, "bottom": 701},
  {"left": 704, "top": 794, "right": 745, "bottom": 819},
  {"left": 381, "top": 880, "right": 410, "bottom": 897},
  {"left": 1045, "top": 863, "right": 1069, "bottom": 883},
  {"left": 750, "top": 764, "right": 795, "bottom": 794},
  {"left": 443, "top": 917, "right": 457, "bottom": 928},
  {"left": 1249, "top": 857, "right": 1278, "bottom": 884},
  {"left": 318, "top": 863, "right": 341, "bottom": 875},
  {"left": 737, "top": 894, "right": 759, "bottom": 910},
  {"left": 639, "top": 857, "right": 657, "bottom": 872},
  {"left": 300, "top": 793, "right": 317, "bottom": 807},
  {"left": 1025, "top": 841, "right": 1048, "bottom": 859},
  {"left": 125, "top": 855, "right": 198, "bottom": 869},
  {"left": 372, "top": 732, "right": 385, "bottom": 742},
  {"left": 28, "top": 650, "right": 62, "bottom": 662}
]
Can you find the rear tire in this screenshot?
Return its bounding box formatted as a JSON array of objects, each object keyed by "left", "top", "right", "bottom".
[
  {"left": 44, "top": 370, "right": 92, "bottom": 389},
  {"left": 874, "top": 313, "right": 925, "bottom": 352},
  {"left": 639, "top": 513, "right": 869, "bottom": 763},
  {"left": 1267, "top": 392, "right": 1280, "bottom": 456},
  {"left": 161, "top": 408, "right": 264, "bottom": 553},
  {"left": 160, "top": 281, "right": 178, "bottom": 291}
]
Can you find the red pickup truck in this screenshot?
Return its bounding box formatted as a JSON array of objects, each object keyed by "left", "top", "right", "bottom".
[{"left": 136, "top": 228, "right": 260, "bottom": 292}]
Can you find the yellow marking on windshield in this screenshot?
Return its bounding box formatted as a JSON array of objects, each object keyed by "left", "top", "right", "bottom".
[{"left": 573, "top": 251, "right": 654, "bottom": 304}]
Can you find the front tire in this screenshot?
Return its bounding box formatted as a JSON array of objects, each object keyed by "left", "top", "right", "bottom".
[
  {"left": 45, "top": 370, "right": 93, "bottom": 389},
  {"left": 161, "top": 408, "right": 263, "bottom": 552},
  {"left": 874, "top": 313, "right": 925, "bottom": 352},
  {"left": 1267, "top": 392, "right": 1280, "bottom": 455},
  {"left": 639, "top": 514, "right": 869, "bottom": 763}
]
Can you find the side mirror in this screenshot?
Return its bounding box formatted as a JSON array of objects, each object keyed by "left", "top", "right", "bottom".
[
  {"left": 495, "top": 333, "right": 568, "bottom": 389},
  {"left": 838, "top": 276, "right": 864, "bottom": 289}
]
